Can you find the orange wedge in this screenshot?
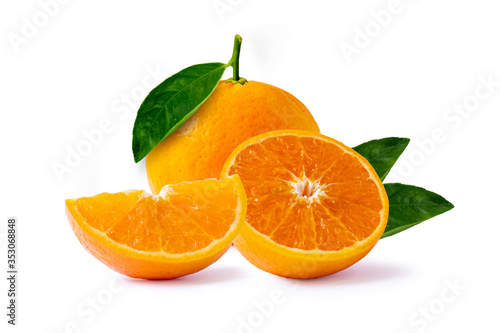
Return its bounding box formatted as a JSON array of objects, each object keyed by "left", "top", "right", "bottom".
[
  {"left": 65, "top": 175, "right": 246, "bottom": 279},
  {"left": 221, "top": 130, "right": 389, "bottom": 279}
]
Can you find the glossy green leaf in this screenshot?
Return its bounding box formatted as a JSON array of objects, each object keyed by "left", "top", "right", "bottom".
[
  {"left": 353, "top": 137, "right": 410, "bottom": 181},
  {"left": 132, "top": 62, "right": 227, "bottom": 162},
  {"left": 381, "top": 183, "right": 454, "bottom": 238}
]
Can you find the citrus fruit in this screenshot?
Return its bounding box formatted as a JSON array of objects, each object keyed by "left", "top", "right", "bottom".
[
  {"left": 146, "top": 80, "right": 320, "bottom": 195},
  {"left": 65, "top": 175, "right": 246, "bottom": 279},
  {"left": 221, "top": 130, "right": 389, "bottom": 279}
]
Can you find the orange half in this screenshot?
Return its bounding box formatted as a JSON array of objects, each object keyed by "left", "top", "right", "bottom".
[
  {"left": 221, "top": 130, "right": 389, "bottom": 279},
  {"left": 65, "top": 175, "right": 246, "bottom": 279}
]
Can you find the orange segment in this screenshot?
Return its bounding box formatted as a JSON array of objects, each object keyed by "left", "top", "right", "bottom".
[
  {"left": 65, "top": 175, "right": 246, "bottom": 279},
  {"left": 221, "top": 130, "right": 389, "bottom": 279}
]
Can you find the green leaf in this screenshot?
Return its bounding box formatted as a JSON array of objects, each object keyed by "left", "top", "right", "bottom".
[
  {"left": 132, "top": 62, "right": 227, "bottom": 163},
  {"left": 381, "top": 183, "right": 454, "bottom": 238},
  {"left": 353, "top": 137, "right": 410, "bottom": 181}
]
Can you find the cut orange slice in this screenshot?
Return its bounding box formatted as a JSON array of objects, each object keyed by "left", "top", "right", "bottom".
[
  {"left": 65, "top": 175, "right": 246, "bottom": 279},
  {"left": 221, "top": 130, "right": 389, "bottom": 279}
]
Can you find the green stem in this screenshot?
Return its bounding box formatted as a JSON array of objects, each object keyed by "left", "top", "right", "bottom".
[{"left": 226, "top": 35, "right": 247, "bottom": 85}]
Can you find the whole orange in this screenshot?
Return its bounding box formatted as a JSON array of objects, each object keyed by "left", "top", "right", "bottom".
[{"left": 146, "top": 80, "right": 320, "bottom": 195}]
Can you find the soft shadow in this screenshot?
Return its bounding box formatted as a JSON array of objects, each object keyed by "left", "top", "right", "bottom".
[
  {"left": 280, "top": 261, "right": 412, "bottom": 287},
  {"left": 119, "top": 265, "right": 247, "bottom": 286}
]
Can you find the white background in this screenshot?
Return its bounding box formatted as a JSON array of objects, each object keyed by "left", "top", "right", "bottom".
[{"left": 1, "top": 0, "right": 499, "bottom": 332}]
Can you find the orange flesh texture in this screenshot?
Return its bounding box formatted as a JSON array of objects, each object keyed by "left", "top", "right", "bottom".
[
  {"left": 70, "top": 180, "right": 238, "bottom": 254},
  {"left": 227, "top": 135, "right": 384, "bottom": 251}
]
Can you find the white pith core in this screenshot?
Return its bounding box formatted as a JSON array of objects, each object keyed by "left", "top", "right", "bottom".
[
  {"left": 289, "top": 176, "right": 326, "bottom": 204},
  {"left": 155, "top": 185, "right": 175, "bottom": 200}
]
